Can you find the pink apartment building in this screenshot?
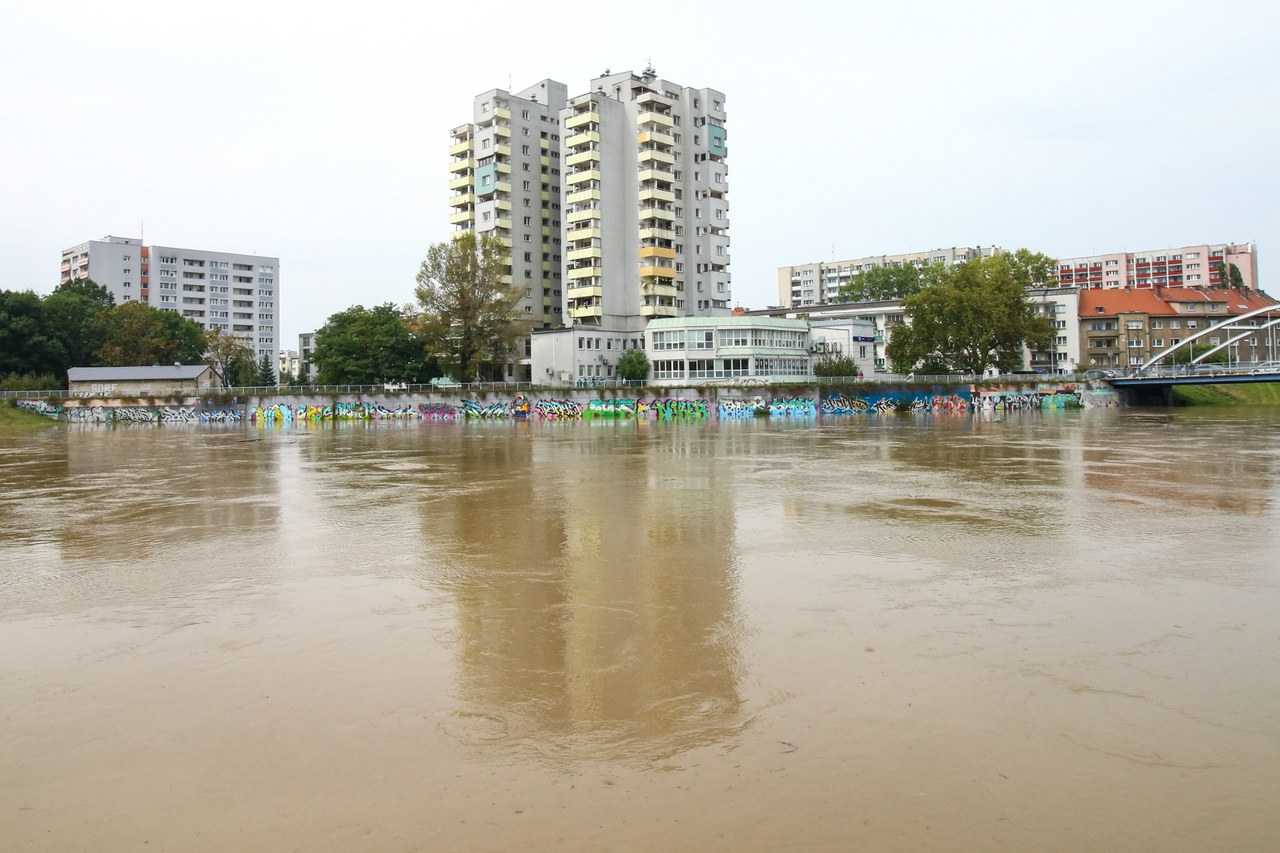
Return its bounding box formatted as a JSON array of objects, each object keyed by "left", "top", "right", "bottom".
[{"left": 1056, "top": 242, "right": 1258, "bottom": 291}]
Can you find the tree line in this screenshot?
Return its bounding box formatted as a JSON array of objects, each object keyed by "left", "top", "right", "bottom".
[
  {"left": 0, "top": 278, "right": 277, "bottom": 390},
  {"left": 5, "top": 239, "right": 1068, "bottom": 390}
]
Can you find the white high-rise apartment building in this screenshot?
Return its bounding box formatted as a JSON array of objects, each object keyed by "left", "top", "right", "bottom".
[
  {"left": 448, "top": 78, "right": 570, "bottom": 343},
  {"left": 562, "top": 68, "right": 730, "bottom": 329},
  {"left": 60, "top": 235, "right": 279, "bottom": 359},
  {"left": 450, "top": 68, "right": 729, "bottom": 382}
]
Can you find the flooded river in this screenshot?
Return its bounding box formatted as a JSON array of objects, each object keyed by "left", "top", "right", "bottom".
[{"left": 2, "top": 410, "right": 1278, "bottom": 851}]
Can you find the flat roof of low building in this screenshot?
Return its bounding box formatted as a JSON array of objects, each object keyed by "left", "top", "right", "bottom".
[
  {"left": 645, "top": 316, "right": 810, "bottom": 329},
  {"left": 67, "top": 365, "right": 213, "bottom": 381}
]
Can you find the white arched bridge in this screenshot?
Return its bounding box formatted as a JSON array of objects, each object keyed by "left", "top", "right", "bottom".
[{"left": 1106, "top": 302, "right": 1280, "bottom": 403}]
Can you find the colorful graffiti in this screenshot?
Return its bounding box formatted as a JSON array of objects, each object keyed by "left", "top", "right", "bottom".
[
  {"left": 770, "top": 397, "right": 817, "bottom": 418},
  {"left": 419, "top": 402, "right": 459, "bottom": 420},
  {"left": 717, "top": 397, "right": 766, "bottom": 419},
  {"left": 647, "top": 398, "right": 710, "bottom": 420},
  {"left": 533, "top": 399, "right": 583, "bottom": 420},
  {"left": 15, "top": 383, "right": 1123, "bottom": 427},
  {"left": 15, "top": 400, "right": 62, "bottom": 419}
]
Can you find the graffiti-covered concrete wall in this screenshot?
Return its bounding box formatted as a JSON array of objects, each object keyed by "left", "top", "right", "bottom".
[{"left": 12, "top": 381, "right": 1120, "bottom": 425}]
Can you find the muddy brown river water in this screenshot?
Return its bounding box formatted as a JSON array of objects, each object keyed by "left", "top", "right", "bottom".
[{"left": 2, "top": 410, "right": 1278, "bottom": 851}]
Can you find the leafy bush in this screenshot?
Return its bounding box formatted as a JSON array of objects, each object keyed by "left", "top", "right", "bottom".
[{"left": 0, "top": 372, "right": 60, "bottom": 391}]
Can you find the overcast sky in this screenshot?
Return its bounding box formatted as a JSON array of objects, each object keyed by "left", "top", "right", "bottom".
[{"left": 3, "top": 1, "right": 1277, "bottom": 346}]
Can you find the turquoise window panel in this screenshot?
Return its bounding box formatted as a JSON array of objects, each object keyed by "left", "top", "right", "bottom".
[
  {"left": 475, "top": 163, "right": 498, "bottom": 196},
  {"left": 708, "top": 125, "right": 728, "bottom": 157}
]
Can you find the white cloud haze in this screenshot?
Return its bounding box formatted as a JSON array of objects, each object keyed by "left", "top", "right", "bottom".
[{"left": 2, "top": 0, "right": 1276, "bottom": 345}]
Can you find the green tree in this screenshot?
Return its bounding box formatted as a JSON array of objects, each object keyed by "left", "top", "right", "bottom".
[
  {"left": 835, "top": 264, "right": 927, "bottom": 303},
  {"left": 1187, "top": 342, "right": 1229, "bottom": 364},
  {"left": 255, "top": 353, "right": 277, "bottom": 386},
  {"left": 54, "top": 277, "right": 115, "bottom": 308},
  {"left": 204, "top": 329, "right": 257, "bottom": 387},
  {"left": 886, "top": 251, "right": 1056, "bottom": 374},
  {"left": 1225, "top": 262, "right": 1245, "bottom": 290},
  {"left": 0, "top": 290, "right": 66, "bottom": 380},
  {"left": 1003, "top": 248, "right": 1060, "bottom": 289},
  {"left": 312, "top": 303, "right": 434, "bottom": 385},
  {"left": 93, "top": 302, "right": 206, "bottom": 366},
  {"left": 414, "top": 232, "right": 531, "bottom": 381},
  {"left": 616, "top": 347, "right": 650, "bottom": 381},
  {"left": 812, "top": 353, "right": 859, "bottom": 377},
  {"left": 43, "top": 288, "right": 111, "bottom": 374}
]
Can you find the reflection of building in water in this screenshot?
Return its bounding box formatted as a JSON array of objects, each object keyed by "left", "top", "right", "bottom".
[{"left": 422, "top": 425, "right": 744, "bottom": 759}]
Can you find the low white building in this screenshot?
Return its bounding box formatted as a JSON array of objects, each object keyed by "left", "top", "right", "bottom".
[
  {"left": 644, "top": 316, "right": 813, "bottom": 387},
  {"left": 67, "top": 365, "right": 222, "bottom": 397},
  {"left": 530, "top": 326, "right": 646, "bottom": 386}
]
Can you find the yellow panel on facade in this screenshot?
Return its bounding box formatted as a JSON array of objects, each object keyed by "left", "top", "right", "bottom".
[
  {"left": 567, "top": 266, "right": 601, "bottom": 280},
  {"left": 449, "top": 211, "right": 473, "bottom": 225},
  {"left": 639, "top": 227, "right": 675, "bottom": 241},
  {"left": 493, "top": 107, "right": 512, "bottom": 120},
  {"left": 637, "top": 131, "right": 675, "bottom": 147},
  {"left": 449, "top": 158, "right": 476, "bottom": 173},
  {"left": 637, "top": 110, "right": 675, "bottom": 127},
  {"left": 567, "top": 208, "right": 599, "bottom": 224},
  {"left": 639, "top": 188, "right": 676, "bottom": 203},
  {"left": 570, "top": 305, "right": 604, "bottom": 319},
  {"left": 566, "top": 227, "right": 602, "bottom": 244},
  {"left": 448, "top": 140, "right": 473, "bottom": 156},
  {"left": 567, "top": 247, "right": 603, "bottom": 262},
  {"left": 638, "top": 265, "right": 677, "bottom": 278},
  {"left": 449, "top": 175, "right": 471, "bottom": 190},
  {"left": 564, "top": 111, "right": 600, "bottom": 129},
  {"left": 566, "top": 188, "right": 602, "bottom": 205},
  {"left": 641, "top": 305, "right": 679, "bottom": 318},
  {"left": 565, "top": 169, "right": 602, "bottom": 186},
  {"left": 566, "top": 131, "right": 601, "bottom": 148},
  {"left": 566, "top": 150, "right": 600, "bottom": 168},
  {"left": 448, "top": 193, "right": 474, "bottom": 208},
  {"left": 639, "top": 246, "right": 677, "bottom": 259},
  {"left": 637, "top": 167, "right": 674, "bottom": 184},
  {"left": 637, "top": 149, "right": 676, "bottom": 165},
  {"left": 638, "top": 206, "right": 675, "bottom": 221}
]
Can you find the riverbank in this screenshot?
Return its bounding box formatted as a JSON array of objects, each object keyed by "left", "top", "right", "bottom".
[
  {"left": 0, "top": 401, "right": 58, "bottom": 431},
  {"left": 1173, "top": 382, "right": 1280, "bottom": 406}
]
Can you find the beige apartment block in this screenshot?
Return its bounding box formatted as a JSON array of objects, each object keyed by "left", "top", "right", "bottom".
[{"left": 777, "top": 246, "right": 999, "bottom": 308}]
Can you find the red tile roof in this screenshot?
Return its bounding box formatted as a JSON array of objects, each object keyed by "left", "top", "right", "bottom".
[{"left": 1078, "top": 287, "right": 1277, "bottom": 318}]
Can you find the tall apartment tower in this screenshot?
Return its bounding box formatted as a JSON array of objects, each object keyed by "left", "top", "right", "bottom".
[
  {"left": 563, "top": 68, "right": 730, "bottom": 332},
  {"left": 448, "top": 80, "right": 570, "bottom": 337},
  {"left": 448, "top": 69, "right": 729, "bottom": 381},
  {"left": 60, "top": 235, "right": 279, "bottom": 360}
]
